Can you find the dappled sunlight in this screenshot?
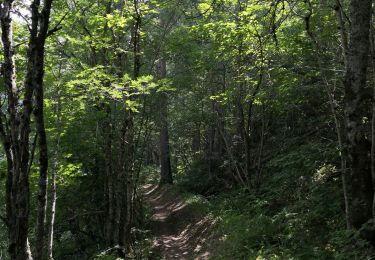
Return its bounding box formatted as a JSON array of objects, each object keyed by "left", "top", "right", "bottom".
[{"left": 143, "top": 185, "right": 213, "bottom": 259}]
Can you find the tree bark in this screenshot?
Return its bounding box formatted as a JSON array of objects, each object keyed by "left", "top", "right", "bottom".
[
  {"left": 32, "top": 1, "right": 54, "bottom": 259},
  {"left": 369, "top": 15, "right": 375, "bottom": 223},
  {"left": 334, "top": 0, "right": 349, "bottom": 67},
  {"left": 344, "top": 0, "right": 373, "bottom": 240},
  {"left": 0, "top": 0, "right": 53, "bottom": 259},
  {"left": 47, "top": 86, "right": 62, "bottom": 260},
  {"left": 119, "top": 0, "right": 140, "bottom": 252},
  {"left": 0, "top": 2, "right": 32, "bottom": 259},
  {"left": 102, "top": 105, "right": 115, "bottom": 246},
  {"left": 157, "top": 58, "right": 173, "bottom": 185}
]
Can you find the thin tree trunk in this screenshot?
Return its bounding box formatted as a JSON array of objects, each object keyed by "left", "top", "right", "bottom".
[
  {"left": 372, "top": 57, "right": 375, "bottom": 221},
  {"left": 47, "top": 152, "right": 58, "bottom": 260},
  {"left": 334, "top": 0, "right": 348, "bottom": 66},
  {"left": 256, "top": 106, "right": 266, "bottom": 186},
  {"left": 34, "top": 48, "right": 50, "bottom": 260},
  {"left": 368, "top": 20, "right": 375, "bottom": 220},
  {"left": 157, "top": 58, "right": 173, "bottom": 185},
  {"left": 304, "top": 2, "right": 351, "bottom": 229},
  {"left": 47, "top": 86, "right": 62, "bottom": 260},
  {"left": 103, "top": 106, "right": 115, "bottom": 246},
  {"left": 333, "top": 1, "right": 351, "bottom": 230}
]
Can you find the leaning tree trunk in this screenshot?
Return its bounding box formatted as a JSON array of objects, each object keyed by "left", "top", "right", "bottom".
[
  {"left": 344, "top": 0, "right": 374, "bottom": 242},
  {"left": 305, "top": 0, "right": 351, "bottom": 229}
]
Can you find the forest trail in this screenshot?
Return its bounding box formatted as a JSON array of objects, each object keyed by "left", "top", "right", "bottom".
[{"left": 142, "top": 184, "right": 213, "bottom": 260}]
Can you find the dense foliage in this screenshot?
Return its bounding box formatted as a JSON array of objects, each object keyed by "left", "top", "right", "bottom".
[{"left": 1, "top": 0, "right": 375, "bottom": 259}]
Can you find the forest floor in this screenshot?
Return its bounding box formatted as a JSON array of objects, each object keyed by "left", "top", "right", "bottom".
[{"left": 142, "top": 184, "right": 214, "bottom": 260}]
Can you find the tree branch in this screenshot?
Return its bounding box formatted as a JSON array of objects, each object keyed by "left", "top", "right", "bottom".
[{"left": 47, "top": 12, "right": 69, "bottom": 37}]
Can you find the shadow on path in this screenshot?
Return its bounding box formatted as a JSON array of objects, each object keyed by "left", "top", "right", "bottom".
[{"left": 142, "top": 184, "right": 212, "bottom": 260}]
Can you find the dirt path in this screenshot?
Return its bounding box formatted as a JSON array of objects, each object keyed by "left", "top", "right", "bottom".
[{"left": 142, "top": 184, "right": 213, "bottom": 260}]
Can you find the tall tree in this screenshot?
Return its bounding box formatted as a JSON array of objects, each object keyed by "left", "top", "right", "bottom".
[
  {"left": 47, "top": 78, "right": 62, "bottom": 260},
  {"left": 119, "top": 0, "right": 141, "bottom": 252},
  {"left": 344, "top": 0, "right": 374, "bottom": 240},
  {"left": 157, "top": 58, "right": 173, "bottom": 185},
  {"left": 0, "top": 0, "right": 54, "bottom": 259}
]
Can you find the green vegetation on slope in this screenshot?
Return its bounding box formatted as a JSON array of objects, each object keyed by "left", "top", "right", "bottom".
[
  {"left": 1, "top": 0, "right": 375, "bottom": 258},
  {"left": 176, "top": 141, "right": 374, "bottom": 259}
]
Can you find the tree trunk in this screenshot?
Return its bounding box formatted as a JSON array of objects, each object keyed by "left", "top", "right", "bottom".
[
  {"left": 119, "top": 0, "right": 140, "bottom": 252},
  {"left": 344, "top": 0, "right": 374, "bottom": 241},
  {"left": 0, "top": 0, "right": 53, "bottom": 259},
  {"left": 0, "top": 2, "right": 32, "bottom": 259},
  {"left": 305, "top": 1, "right": 351, "bottom": 229},
  {"left": 33, "top": 1, "right": 54, "bottom": 259},
  {"left": 47, "top": 87, "right": 62, "bottom": 260},
  {"left": 103, "top": 105, "right": 115, "bottom": 246},
  {"left": 157, "top": 58, "right": 173, "bottom": 185},
  {"left": 334, "top": 0, "right": 349, "bottom": 66},
  {"left": 369, "top": 15, "right": 375, "bottom": 223}
]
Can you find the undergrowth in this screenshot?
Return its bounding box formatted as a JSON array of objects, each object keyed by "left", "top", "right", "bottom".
[{"left": 176, "top": 140, "right": 375, "bottom": 259}]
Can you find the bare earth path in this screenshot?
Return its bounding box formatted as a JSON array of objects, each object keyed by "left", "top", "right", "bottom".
[{"left": 142, "top": 184, "right": 213, "bottom": 260}]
